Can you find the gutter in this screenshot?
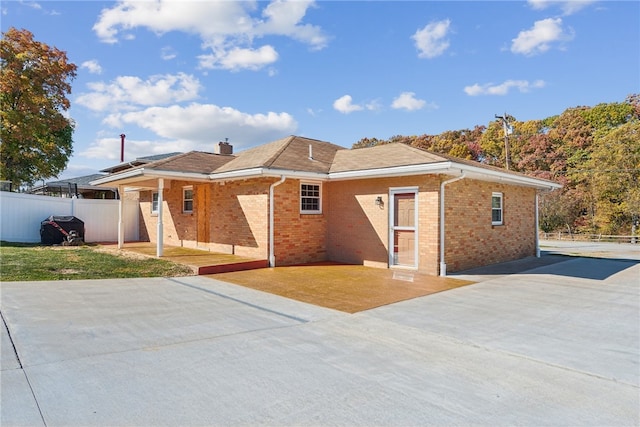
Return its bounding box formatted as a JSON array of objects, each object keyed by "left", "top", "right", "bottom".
[
  {"left": 269, "top": 176, "right": 286, "bottom": 267},
  {"left": 209, "top": 168, "right": 327, "bottom": 182},
  {"left": 440, "top": 172, "right": 466, "bottom": 277}
]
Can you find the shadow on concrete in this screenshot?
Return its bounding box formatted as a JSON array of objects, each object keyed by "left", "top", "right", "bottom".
[{"left": 454, "top": 252, "right": 639, "bottom": 281}]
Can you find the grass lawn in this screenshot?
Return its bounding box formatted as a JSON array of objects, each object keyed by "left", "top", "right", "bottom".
[{"left": 0, "top": 242, "right": 194, "bottom": 281}]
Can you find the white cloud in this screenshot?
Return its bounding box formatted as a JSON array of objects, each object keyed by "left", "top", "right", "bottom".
[
  {"left": 80, "top": 60, "right": 103, "bottom": 74},
  {"left": 75, "top": 73, "right": 201, "bottom": 112},
  {"left": 511, "top": 18, "right": 574, "bottom": 56},
  {"left": 160, "top": 46, "right": 177, "bottom": 60},
  {"left": 464, "top": 80, "right": 546, "bottom": 96},
  {"left": 391, "top": 92, "right": 426, "bottom": 111},
  {"left": 93, "top": 0, "right": 327, "bottom": 71},
  {"left": 333, "top": 95, "right": 364, "bottom": 114},
  {"left": 198, "top": 45, "right": 279, "bottom": 71},
  {"left": 82, "top": 103, "right": 297, "bottom": 160},
  {"left": 412, "top": 19, "right": 451, "bottom": 59},
  {"left": 254, "top": 0, "right": 327, "bottom": 50},
  {"left": 527, "top": 0, "right": 596, "bottom": 15}
]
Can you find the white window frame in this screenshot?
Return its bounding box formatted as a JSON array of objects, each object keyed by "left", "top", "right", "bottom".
[
  {"left": 151, "top": 191, "right": 159, "bottom": 214},
  {"left": 492, "top": 192, "right": 503, "bottom": 225},
  {"left": 300, "top": 182, "right": 322, "bottom": 214},
  {"left": 183, "top": 186, "right": 194, "bottom": 213}
]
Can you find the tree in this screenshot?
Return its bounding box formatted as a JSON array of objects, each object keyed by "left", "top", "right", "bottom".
[
  {"left": 587, "top": 121, "right": 640, "bottom": 235},
  {"left": 0, "top": 28, "right": 77, "bottom": 187}
]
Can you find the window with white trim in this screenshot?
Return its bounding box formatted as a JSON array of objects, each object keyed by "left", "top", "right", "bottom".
[
  {"left": 183, "top": 186, "right": 194, "bottom": 213},
  {"left": 300, "top": 183, "right": 321, "bottom": 214},
  {"left": 492, "top": 192, "right": 503, "bottom": 225},
  {"left": 151, "top": 192, "right": 159, "bottom": 214}
]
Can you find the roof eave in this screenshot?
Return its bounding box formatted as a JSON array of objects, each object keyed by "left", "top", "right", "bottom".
[
  {"left": 456, "top": 163, "right": 563, "bottom": 190},
  {"left": 329, "top": 162, "right": 454, "bottom": 180},
  {"left": 209, "top": 168, "right": 328, "bottom": 181},
  {"left": 90, "top": 168, "right": 211, "bottom": 187}
]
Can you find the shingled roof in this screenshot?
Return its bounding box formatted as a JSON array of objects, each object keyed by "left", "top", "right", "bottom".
[
  {"left": 331, "top": 143, "right": 448, "bottom": 173},
  {"left": 214, "top": 135, "right": 345, "bottom": 174},
  {"left": 139, "top": 151, "right": 234, "bottom": 174},
  {"left": 92, "top": 135, "right": 561, "bottom": 191}
]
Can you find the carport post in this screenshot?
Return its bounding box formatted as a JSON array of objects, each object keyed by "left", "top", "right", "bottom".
[
  {"left": 117, "top": 185, "right": 124, "bottom": 249},
  {"left": 157, "top": 178, "right": 164, "bottom": 257}
]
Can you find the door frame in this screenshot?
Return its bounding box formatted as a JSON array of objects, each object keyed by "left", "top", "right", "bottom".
[{"left": 388, "top": 186, "right": 419, "bottom": 269}]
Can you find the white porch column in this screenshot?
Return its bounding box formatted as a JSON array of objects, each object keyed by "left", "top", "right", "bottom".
[
  {"left": 157, "top": 178, "right": 164, "bottom": 257},
  {"left": 117, "top": 185, "right": 124, "bottom": 249}
]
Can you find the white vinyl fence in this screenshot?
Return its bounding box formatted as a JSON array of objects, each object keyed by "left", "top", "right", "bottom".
[{"left": 0, "top": 192, "right": 139, "bottom": 243}]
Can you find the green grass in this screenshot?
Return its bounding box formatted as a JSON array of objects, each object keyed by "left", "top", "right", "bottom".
[{"left": 0, "top": 242, "right": 194, "bottom": 281}]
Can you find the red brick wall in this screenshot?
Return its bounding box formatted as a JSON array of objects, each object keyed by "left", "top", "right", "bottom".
[
  {"left": 138, "top": 180, "right": 197, "bottom": 247},
  {"left": 208, "top": 178, "right": 270, "bottom": 259},
  {"left": 136, "top": 174, "right": 538, "bottom": 273},
  {"left": 326, "top": 176, "right": 441, "bottom": 275},
  {"left": 272, "top": 179, "right": 328, "bottom": 265},
  {"left": 443, "top": 179, "right": 536, "bottom": 272}
]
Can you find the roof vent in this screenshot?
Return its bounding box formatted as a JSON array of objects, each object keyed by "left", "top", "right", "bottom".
[{"left": 215, "top": 139, "right": 233, "bottom": 155}]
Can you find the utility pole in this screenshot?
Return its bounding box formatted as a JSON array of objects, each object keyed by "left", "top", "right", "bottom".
[{"left": 495, "top": 113, "right": 512, "bottom": 170}]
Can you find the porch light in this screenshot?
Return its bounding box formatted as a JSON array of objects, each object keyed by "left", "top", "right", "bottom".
[{"left": 375, "top": 196, "right": 384, "bottom": 207}]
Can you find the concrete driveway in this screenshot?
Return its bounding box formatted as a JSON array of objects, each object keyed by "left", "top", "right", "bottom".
[{"left": 1, "top": 241, "right": 638, "bottom": 426}]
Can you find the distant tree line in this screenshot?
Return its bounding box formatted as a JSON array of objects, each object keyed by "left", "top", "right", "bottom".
[{"left": 353, "top": 95, "right": 640, "bottom": 236}]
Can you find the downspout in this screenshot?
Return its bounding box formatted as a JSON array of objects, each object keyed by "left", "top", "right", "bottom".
[
  {"left": 535, "top": 192, "right": 540, "bottom": 258},
  {"left": 269, "top": 176, "right": 286, "bottom": 267},
  {"left": 439, "top": 172, "right": 466, "bottom": 277}
]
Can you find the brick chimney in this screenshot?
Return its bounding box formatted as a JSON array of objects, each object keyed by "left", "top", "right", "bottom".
[{"left": 214, "top": 139, "right": 233, "bottom": 155}]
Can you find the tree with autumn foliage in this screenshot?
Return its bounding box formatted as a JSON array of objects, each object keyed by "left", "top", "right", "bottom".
[
  {"left": 0, "top": 28, "right": 77, "bottom": 187},
  {"left": 352, "top": 94, "right": 640, "bottom": 236}
]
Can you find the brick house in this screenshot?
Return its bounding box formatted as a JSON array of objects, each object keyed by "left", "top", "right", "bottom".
[{"left": 92, "top": 135, "right": 561, "bottom": 276}]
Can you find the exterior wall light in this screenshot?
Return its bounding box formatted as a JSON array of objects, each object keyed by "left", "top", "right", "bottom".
[{"left": 375, "top": 196, "right": 384, "bottom": 207}]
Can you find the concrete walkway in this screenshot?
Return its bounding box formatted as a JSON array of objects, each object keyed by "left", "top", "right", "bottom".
[{"left": 1, "top": 241, "right": 638, "bottom": 426}]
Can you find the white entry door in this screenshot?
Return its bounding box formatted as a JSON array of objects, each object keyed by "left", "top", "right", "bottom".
[{"left": 389, "top": 188, "right": 418, "bottom": 268}]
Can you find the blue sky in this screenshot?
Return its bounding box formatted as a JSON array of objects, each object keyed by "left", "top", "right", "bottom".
[{"left": 2, "top": 0, "right": 638, "bottom": 180}]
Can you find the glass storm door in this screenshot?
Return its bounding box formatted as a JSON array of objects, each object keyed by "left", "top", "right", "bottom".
[{"left": 389, "top": 188, "right": 418, "bottom": 268}]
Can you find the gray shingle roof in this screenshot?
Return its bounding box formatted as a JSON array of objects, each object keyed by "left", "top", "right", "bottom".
[
  {"left": 93, "top": 136, "right": 561, "bottom": 190},
  {"left": 330, "top": 143, "right": 448, "bottom": 173},
  {"left": 140, "top": 151, "right": 234, "bottom": 174},
  {"left": 214, "top": 136, "right": 345, "bottom": 174}
]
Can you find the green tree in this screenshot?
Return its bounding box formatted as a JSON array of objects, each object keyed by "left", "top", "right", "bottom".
[
  {"left": 0, "top": 28, "right": 77, "bottom": 187},
  {"left": 587, "top": 121, "right": 640, "bottom": 235}
]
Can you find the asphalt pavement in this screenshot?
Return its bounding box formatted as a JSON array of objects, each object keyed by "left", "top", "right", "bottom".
[{"left": 1, "top": 240, "right": 638, "bottom": 426}]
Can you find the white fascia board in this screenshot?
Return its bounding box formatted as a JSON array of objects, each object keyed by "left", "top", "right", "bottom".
[
  {"left": 144, "top": 169, "right": 210, "bottom": 182},
  {"left": 209, "top": 168, "right": 327, "bottom": 181},
  {"left": 90, "top": 168, "right": 210, "bottom": 186},
  {"left": 328, "top": 162, "right": 453, "bottom": 180},
  {"left": 263, "top": 168, "right": 328, "bottom": 180},
  {"left": 208, "top": 168, "right": 265, "bottom": 181},
  {"left": 456, "top": 163, "right": 563, "bottom": 190},
  {"left": 90, "top": 168, "right": 144, "bottom": 185}
]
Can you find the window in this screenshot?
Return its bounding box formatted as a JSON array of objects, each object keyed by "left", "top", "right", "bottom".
[
  {"left": 492, "top": 192, "right": 503, "bottom": 225},
  {"left": 183, "top": 186, "right": 194, "bottom": 213},
  {"left": 300, "top": 183, "right": 321, "bottom": 214},
  {"left": 151, "top": 192, "right": 159, "bottom": 214}
]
